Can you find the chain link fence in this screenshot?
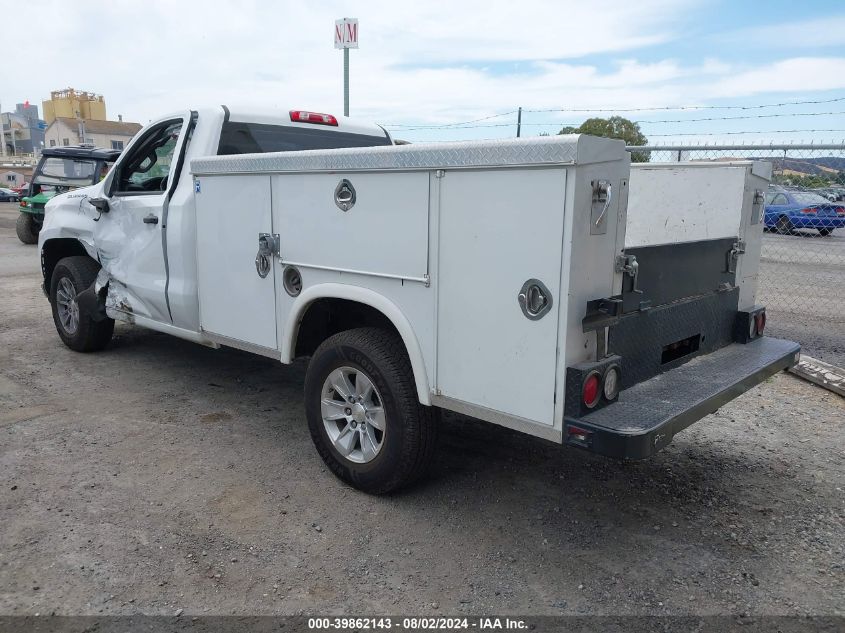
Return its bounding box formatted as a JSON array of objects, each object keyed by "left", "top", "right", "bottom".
[{"left": 627, "top": 143, "right": 845, "bottom": 367}]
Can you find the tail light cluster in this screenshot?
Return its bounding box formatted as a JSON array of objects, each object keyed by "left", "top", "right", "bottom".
[
  {"left": 565, "top": 355, "right": 622, "bottom": 419},
  {"left": 735, "top": 306, "right": 766, "bottom": 343}
]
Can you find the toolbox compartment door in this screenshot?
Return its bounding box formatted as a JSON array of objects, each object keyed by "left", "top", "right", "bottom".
[
  {"left": 194, "top": 174, "right": 279, "bottom": 352},
  {"left": 435, "top": 168, "right": 566, "bottom": 426}
]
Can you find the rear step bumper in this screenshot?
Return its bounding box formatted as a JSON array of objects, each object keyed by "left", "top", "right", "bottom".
[{"left": 564, "top": 337, "right": 800, "bottom": 459}]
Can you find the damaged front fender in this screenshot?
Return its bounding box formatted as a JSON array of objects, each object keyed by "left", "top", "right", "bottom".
[{"left": 76, "top": 268, "right": 110, "bottom": 322}]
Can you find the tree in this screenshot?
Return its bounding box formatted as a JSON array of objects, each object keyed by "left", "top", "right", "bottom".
[{"left": 559, "top": 116, "right": 649, "bottom": 162}]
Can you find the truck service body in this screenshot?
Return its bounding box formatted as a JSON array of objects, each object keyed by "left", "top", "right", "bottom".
[{"left": 38, "top": 106, "right": 799, "bottom": 493}]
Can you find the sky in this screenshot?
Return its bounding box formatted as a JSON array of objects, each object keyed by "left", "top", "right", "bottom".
[{"left": 6, "top": 0, "right": 845, "bottom": 145}]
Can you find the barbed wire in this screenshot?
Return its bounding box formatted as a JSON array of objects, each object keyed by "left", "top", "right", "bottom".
[
  {"left": 384, "top": 96, "right": 845, "bottom": 129},
  {"left": 389, "top": 111, "right": 845, "bottom": 132},
  {"left": 646, "top": 129, "right": 845, "bottom": 137}
]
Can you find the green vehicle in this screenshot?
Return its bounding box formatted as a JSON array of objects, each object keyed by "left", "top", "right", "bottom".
[{"left": 17, "top": 145, "right": 120, "bottom": 244}]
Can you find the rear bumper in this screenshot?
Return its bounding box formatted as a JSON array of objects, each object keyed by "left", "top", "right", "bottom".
[
  {"left": 788, "top": 215, "right": 845, "bottom": 229},
  {"left": 563, "top": 337, "right": 800, "bottom": 459}
]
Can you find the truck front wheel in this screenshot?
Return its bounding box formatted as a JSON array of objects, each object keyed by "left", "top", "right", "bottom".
[
  {"left": 49, "top": 256, "right": 114, "bottom": 352},
  {"left": 16, "top": 213, "right": 40, "bottom": 244},
  {"left": 304, "top": 327, "right": 437, "bottom": 494}
]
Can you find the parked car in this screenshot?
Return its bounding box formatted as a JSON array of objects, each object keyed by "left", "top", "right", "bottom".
[
  {"left": 0, "top": 187, "right": 20, "bottom": 202},
  {"left": 764, "top": 187, "right": 845, "bottom": 236}
]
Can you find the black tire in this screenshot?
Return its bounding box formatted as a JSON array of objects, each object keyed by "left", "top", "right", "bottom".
[
  {"left": 15, "top": 212, "right": 39, "bottom": 244},
  {"left": 775, "top": 215, "right": 793, "bottom": 235},
  {"left": 818, "top": 228, "right": 832, "bottom": 236},
  {"left": 49, "top": 256, "right": 114, "bottom": 352},
  {"left": 304, "top": 327, "right": 438, "bottom": 494}
]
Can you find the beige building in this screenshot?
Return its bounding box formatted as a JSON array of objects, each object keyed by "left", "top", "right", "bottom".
[
  {"left": 42, "top": 89, "right": 107, "bottom": 125},
  {"left": 44, "top": 118, "right": 142, "bottom": 151}
]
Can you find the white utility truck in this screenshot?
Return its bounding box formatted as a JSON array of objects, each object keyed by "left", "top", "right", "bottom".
[{"left": 38, "top": 106, "right": 799, "bottom": 493}]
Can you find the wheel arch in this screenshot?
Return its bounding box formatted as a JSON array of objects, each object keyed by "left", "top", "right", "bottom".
[
  {"left": 282, "top": 283, "right": 431, "bottom": 406},
  {"left": 40, "top": 237, "right": 97, "bottom": 290}
]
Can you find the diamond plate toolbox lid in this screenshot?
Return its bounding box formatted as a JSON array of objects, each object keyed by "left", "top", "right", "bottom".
[{"left": 191, "top": 134, "right": 627, "bottom": 175}]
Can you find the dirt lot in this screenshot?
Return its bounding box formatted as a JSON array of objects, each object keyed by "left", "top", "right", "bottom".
[{"left": 0, "top": 202, "right": 843, "bottom": 617}]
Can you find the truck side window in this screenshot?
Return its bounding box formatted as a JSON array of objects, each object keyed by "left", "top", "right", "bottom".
[{"left": 112, "top": 120, "right": 183, "bottom": 195}]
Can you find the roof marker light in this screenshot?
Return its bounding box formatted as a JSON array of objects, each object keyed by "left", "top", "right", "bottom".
[{"left": 289, "top": 110, "right": 339, "bottom": 126}]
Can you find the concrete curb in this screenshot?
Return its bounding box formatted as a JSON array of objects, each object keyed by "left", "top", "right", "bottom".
[{"left": 789, "top": 355, "right": 845, "bottom": 397}]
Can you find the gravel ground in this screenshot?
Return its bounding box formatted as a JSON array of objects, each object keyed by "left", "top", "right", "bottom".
[{"left": 0, "top": 203, "right": 843, "bottom": 617}]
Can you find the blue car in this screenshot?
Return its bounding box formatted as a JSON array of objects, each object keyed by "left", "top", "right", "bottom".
[{"left": 764, "top": 189, "right": 845, "bottom": 236}]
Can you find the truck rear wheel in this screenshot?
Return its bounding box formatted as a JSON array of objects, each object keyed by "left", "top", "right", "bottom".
[
  {"left": 304, "top": 327, "right": 437, "bottom": 494},
  {"left": 49, "top": 256, "right": 114, "bottom": 352},
  {"left": 16, "top": 213, "right": 39, "bottom": 244}
]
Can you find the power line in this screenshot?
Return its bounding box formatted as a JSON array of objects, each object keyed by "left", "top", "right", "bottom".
[
  {"left": 384, "top": 96, "right": 845, "bottom": 130},
  {"left": 523, "top": 96, "right": 845, "bottom": 114},
  {"left": 386, "top": 110, "right": 517, "bottom": 129},
  {"left": 390, "top": 110, "right": 845, "bottom": 132}
]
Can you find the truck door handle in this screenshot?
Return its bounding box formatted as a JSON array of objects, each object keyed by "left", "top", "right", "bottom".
[{"left": 143, "top": 214, "right": 159, "bottom": 225}]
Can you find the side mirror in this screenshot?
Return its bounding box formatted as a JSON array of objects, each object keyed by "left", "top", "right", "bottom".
[{"left": 89, "top": 197, "right": 110, "bottom": 213}]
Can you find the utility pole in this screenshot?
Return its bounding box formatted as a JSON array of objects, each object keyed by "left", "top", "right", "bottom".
[
  {"left": 516, "top": 107, "right": 522, "bottom": 138},
  {"left": 343, "top": 47, "right": 350, "bottom": 117},
  {"left": 0, "top": 101, "right": 6, "bottom": 157},
  {"left": 335, "top": 18, "right": 358, "bottom": 117}
]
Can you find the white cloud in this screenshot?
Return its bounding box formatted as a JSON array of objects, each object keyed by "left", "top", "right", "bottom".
[{"left": 6, "top": 0, "right": 845, "bottom": 142}]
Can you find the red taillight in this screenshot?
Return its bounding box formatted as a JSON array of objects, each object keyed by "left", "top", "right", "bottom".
[
  {"left": 799, "top": 207, "right": 817, "bottom": 214},
  {"left": 289, "top": 110, "right": 338, "bottom": 126},
  {"left": 836, "top": 207, "right": 845, "bottom": 216},
  {"left": 20, "top": 200, "right": 28, "bottom": 208},
  {"left": 582, "top": 372, "right": 601, "bottom": 409},
  {"left": 755, "top": 311, "right": 766, "bottom": 336}
]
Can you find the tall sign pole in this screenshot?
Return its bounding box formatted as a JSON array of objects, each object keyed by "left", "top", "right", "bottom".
[{"left": 334, "top": 17, "right": 358, "bottom": 117}]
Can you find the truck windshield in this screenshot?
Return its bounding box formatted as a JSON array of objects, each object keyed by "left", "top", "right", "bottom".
[
  {"left": 217, "top": 121, "right": 391, "bottom": 155},
  {"left": 34, "top": 157, "right": 98, "bottom": 187}
]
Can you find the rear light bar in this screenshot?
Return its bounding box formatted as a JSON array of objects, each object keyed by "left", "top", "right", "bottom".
[
  {"left": 799, "top": 207, "right": 817, "bottom": 214},
  {"left": 735, "top": 306, "right": 766, "bottom": 343},
  {"left": 565, "top": 356, "right": 622, "bottom": 418},
  {"left": 289, "top": 110, "right": 338, "bottom": 126},
  {"left": 836, "top": 207, "right": 845, "bottom": 216}
]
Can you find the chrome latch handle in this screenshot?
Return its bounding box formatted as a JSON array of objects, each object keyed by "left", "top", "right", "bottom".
[
  {"left": 593, "top": 180, "right": 613, "bottom": 227},
  {"left": 517, "top": 279, "right": 553, "bottom": 320},
  {"left": 727, "top": 240, "right": 746, "bottom": 274},
  {"left": 616, "top": 254, "right": 642, "bottom": 294},
  {"left": 255, "top": 233, "right": 280, "bottom": 279}
]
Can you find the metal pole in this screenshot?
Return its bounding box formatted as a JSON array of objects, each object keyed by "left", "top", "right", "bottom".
[
  {"left": 343, "top": 47, "right": 349, "bottom": 117},
  {"left": 0, "top": 101, "right": 6, "bottom": 157},
  {"left": 516, "top": 107, "right": 522, "bottom": 138}
]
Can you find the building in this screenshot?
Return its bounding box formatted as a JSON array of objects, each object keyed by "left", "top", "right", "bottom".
[
  {"left": 44, "top": 117, "right": 142, "bottom": 151},
  {"left": 0, "top": 166, "right": 33, "bottom": 187},
  {"left": 42, "top": 88, "right": 107, "bottom": 124},
  {"left": 1, "top": 102, "right": 46, "bottom": 156}
]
